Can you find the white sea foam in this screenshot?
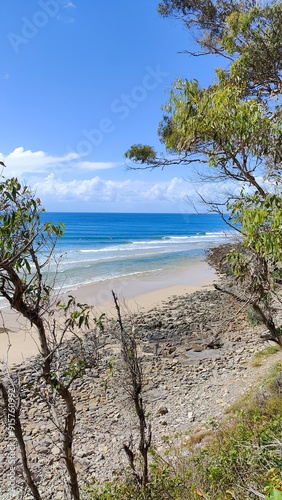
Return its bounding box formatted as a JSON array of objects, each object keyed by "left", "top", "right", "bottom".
[
  {"left": 53, "top": 230, "right": 234, "bottom": 273},
  {"left": 78, "top": 231, "right": 231, "bottom": 255},
  {"left": 0, "top": 212, "right": 238, "bottom": 307}
]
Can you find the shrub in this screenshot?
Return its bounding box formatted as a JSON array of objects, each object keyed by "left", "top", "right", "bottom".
[{"left": 84, "top": 368, "right": 282, "bottom": 499}]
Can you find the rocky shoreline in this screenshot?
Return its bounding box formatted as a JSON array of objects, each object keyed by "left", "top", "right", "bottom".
[{"left": 1, "top": 264, "right": 281, "bottom": 499}]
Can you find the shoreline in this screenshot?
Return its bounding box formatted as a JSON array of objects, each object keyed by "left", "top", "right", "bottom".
[
  {"left": 0, "top": 259, "right": 216, "bottom": 366},
  {"left": 1, "top": 257, "right": 279, "bottom": 493},
  {"left": 64, "top": 258, "right": 216, "bottom": 313}
]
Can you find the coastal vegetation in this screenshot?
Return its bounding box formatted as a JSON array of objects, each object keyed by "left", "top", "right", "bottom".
[
  {"left": 0, "top": 176, "right": 104, "bottom": 498},
  {"left": 0, "top": 175, "right": 153, "bottom": 498},
  {"left": 85, "top": 362, "right": 282, "bottom": 499},
  {"left": 0, "top": 191, "right": 282, "bottom": 498},
  {"left": 126, "top": 0, "right": 282, "bottom": 347},
  {"left": 1, "top": 1, "right": 282, "bottom": 499}
]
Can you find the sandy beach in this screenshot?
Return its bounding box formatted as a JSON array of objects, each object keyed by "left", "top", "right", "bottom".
[
  {"left": 0, "top": 259, "right": 216, "bottom": 366},
  {"left": 2, "top": 252, "right": 279, "bottom": 496}
]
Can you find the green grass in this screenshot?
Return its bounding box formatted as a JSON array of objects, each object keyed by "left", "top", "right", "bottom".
[{"left": 252, "top": 345, "right": 281, "bottom": 367}]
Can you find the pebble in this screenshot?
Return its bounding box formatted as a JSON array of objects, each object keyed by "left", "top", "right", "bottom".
[
  {"left": 0, "top": 268, "right": 279, "bottom": 498},
  {"left": 51, "top": 446, "right": 60, "bottom": 456}
]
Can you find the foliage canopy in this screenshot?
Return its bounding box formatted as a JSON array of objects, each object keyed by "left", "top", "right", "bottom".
[{"left": 125, "top": 0, "right": 282, "bottom": 345}]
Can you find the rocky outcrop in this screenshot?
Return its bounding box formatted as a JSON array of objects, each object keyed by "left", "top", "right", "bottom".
[{"left": 0, "top": 277, "right": 280, "bottom": 499}]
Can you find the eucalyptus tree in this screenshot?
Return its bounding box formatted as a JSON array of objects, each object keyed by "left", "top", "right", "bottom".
[
  {"left": 0, "top": 175, "right": 100, "bottom": 499},
  {"left": 126, "top": 1, "right": 282, "bottom": 345}
]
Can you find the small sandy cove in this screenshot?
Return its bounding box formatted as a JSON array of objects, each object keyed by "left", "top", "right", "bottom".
[{"left": 0, "top": 260, "right": 215, "bottom": 366}]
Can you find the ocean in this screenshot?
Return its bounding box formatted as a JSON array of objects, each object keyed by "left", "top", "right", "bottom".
[{"left": 40, "top": 212, "right": 236, "bottom": 292}]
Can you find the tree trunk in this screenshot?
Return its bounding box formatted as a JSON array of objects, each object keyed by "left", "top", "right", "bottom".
[
  {"left": 3, "top": 268, "right": 80, "bottom": 498},
  {"left": 58, "top": 386, "right": 80, "bottom": 500}
]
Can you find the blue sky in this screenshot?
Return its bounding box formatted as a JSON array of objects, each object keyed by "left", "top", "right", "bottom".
[{"left": 0, "top": 0, "right": 222, "bottom": 212}]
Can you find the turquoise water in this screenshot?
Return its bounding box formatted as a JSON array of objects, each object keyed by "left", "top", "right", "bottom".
[{"left": 40, "top": 212, "right": 235, "bottom": 290}]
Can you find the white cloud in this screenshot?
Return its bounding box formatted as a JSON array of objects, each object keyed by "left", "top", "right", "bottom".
[
  {"left": 0, "top": 147, "right": 118, "bottom": 176},
  {"left": 142, "top": 177, "right": 190, "bottom": 202},
  {"left": 0, "top": 147, "right": 243, "bottom": 211},
  {"left": 33, "top": 174, "right": 214, "bottom": 209},
  {"left": 34, "top": 174, "right": 142, "bottom": 203},
  {"left": 64, "top": 1, "right": 76, "bottom": 8},
  {"left": 1, "top": 147, "right": 78, "bottom": 174},
  {"left": 57, "top": 1, "right": 76, "bottom": 23}
]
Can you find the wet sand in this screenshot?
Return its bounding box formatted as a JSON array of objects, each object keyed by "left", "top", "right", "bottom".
[{"left": 0, "top": 260, "right": 216, "bottom": 366}]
